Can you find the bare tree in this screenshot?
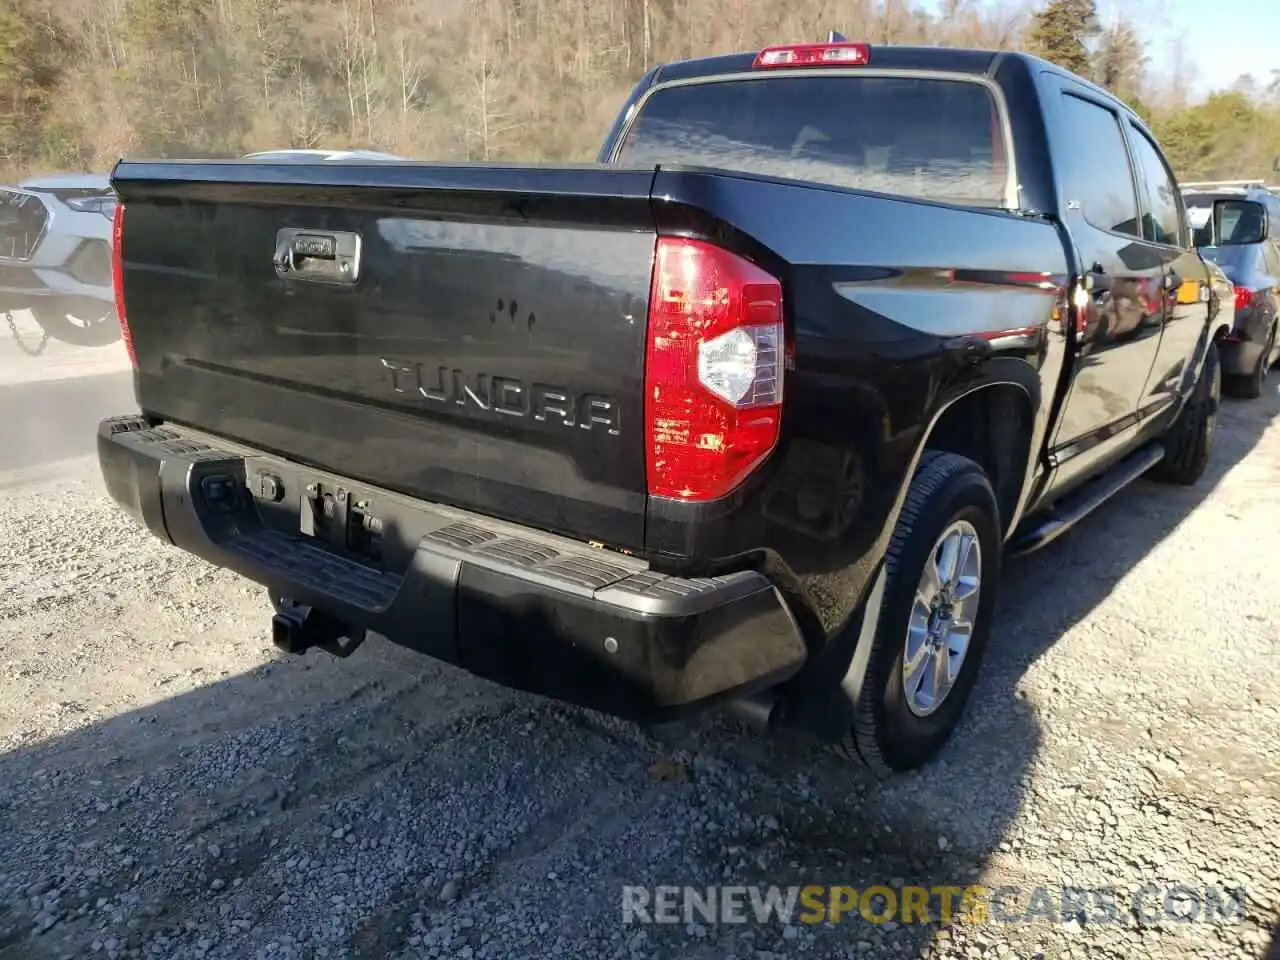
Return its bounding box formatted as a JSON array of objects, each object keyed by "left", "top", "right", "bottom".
[{"left": 2, "top": 0, "right": 1278, "bottom": 182}]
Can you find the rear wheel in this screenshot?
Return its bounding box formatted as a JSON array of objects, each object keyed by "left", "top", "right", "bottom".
[
  {"left": 1149, "top": 338, "right": 1221, "bottom": 485},
  {"left": 30, "top": 302, "right": 121, "bottom": 348},
  {"left": 839, "top": 451, "right": 1001, "bottom": 774}
]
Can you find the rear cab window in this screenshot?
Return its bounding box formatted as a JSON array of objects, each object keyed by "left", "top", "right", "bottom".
[{"left": 614, "top": 74, "right": 1011, "bottom": 208}]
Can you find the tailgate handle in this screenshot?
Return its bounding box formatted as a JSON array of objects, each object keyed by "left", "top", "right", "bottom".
[{"left": 273, "top": 228, "right": 362, "bottom": 285}]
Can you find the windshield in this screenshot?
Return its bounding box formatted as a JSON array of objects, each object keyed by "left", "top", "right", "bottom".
[{"left": 615, "top": 74, "right": 1010, "bottom": 208}]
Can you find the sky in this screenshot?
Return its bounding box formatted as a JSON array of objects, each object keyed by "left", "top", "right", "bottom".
[
  {"left": 1109, "top": 0, "right": 1278, "bottom": 95},
  {"left": 915, "top": 0, "right": 1278, "bottom": 98}
]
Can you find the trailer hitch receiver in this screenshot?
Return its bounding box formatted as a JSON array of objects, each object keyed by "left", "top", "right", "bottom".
[{"left": 271, "top": 599, "right": 367, "bottom": 658}]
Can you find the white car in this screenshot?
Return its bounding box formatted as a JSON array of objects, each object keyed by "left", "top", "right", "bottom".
[{"left": 0, "top": 172, "right": 119, "bottom": 347}]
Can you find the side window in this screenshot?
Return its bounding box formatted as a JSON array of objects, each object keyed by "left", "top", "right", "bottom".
[
  {"left": 1057, "top": 93, "right": 1141, "bottom": 237},
  {"left": 1268, "top": 199, "right": 1280, "bottom": 269},
  {"left": 1126, "top": 124, "right": 1184, "bottom": 246},
  {"left": 1264, "top": 238, "right": 1280, "bottom": 276}
]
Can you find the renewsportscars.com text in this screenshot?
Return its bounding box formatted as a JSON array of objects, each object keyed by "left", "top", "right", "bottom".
[{"left": 621, "top": 884, "right": 1249, "bottom": 927}]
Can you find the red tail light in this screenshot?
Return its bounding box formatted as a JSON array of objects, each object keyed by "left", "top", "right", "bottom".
[
  {"left": 110, "top": 203, "right": 136, "bottom": 368},
  {"left": 644, "top": 238, "right": 785, "bottom": 501},
  {"left": 1233, "top": 285, "right": 1255, "bottom": 313}
]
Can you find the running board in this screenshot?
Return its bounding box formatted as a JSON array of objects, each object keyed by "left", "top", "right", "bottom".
[{"left": 1007, "top": 442, "right": 1165, "bottom": 557}]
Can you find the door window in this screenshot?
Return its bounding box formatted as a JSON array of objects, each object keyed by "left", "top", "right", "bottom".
[
  {"left": 1126, "top": 124, "right": 1184, "bottom": 246},
  {"left": 1263, "top": 239, "right": 1280, "bottom": 277},
  {"left": 1057, "top": 93, "right": 1141, "bottom": 237}
]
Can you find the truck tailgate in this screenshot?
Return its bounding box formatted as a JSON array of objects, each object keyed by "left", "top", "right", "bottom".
[{"left": 111, "top": 162, "right": 658, "bottom": 550}]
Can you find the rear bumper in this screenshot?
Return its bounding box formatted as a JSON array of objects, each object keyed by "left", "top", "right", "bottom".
[
  {"left": 1220, "top": 312, "right": 1274, "bottom": 376},
  {"left": 1219, "top": 337, "right": 1261, "bottom": 376},
  {"left": 97, "top": 416, "right": 807, "bottom": 722}
]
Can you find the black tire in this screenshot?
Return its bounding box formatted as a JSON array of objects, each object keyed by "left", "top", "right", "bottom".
[
  {"left": 1224, "top": 321, "right": 1275, "bottom": 401},
  {"left": 838, "top": 451, "right": 1002, "bottom": 774},
  {"left": 1148, "top": 338, "right": 1221, "bottom": 486},
  {"left": 30, "top": 303, "right": 122, "bottom": 348}
]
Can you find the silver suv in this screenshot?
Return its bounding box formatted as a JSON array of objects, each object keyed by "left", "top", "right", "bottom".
[{"left": 0, "top": 172, "right": 119, "bottom": 348}]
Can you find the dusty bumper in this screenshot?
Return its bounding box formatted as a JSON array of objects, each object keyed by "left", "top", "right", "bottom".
[{"left": 97, "top": 416, "right": 806, "bottom": 721}]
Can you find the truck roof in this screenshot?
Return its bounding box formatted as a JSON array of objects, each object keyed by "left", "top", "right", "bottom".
[
  {"left": 648, "top": 43, "right": 1139, "bottom": 123},
  {"left": 596, "top": 39, "right": 1155, "bottom": 219},
  {"left": 1183, "top": 185, "right": 1279, "bottom": 203},
  {"left": 652, "top": 44, "right": 1005, "bottom": 85}
]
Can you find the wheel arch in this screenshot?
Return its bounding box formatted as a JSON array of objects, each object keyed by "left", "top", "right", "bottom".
[
  {"left": 777, "top": 360, "right": 1046, "bottom": 745},
  {"left": 918, "top": 378, "right": 1038, "bottom": 539}
]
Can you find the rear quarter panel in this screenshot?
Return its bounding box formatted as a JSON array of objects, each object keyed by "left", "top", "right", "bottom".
[{"left": 647, "top": 169, "right": 1070, "bottom": 640}]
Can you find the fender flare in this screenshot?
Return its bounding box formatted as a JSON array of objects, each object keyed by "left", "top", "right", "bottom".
[
  {"left": 839, "top": 372, "right": 1038, "bottom": 682},
  {"left": 783, "top": 364, "right": 1044, "bottom": 743}
]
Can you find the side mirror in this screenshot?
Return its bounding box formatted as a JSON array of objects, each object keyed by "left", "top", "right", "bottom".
[{"left": 1213, "top": 198, "right": 1268, "bottom": 245}]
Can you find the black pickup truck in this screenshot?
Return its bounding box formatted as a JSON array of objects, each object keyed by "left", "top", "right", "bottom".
[{"left": 99, "top": 41, "right": 1229, "bottom": 773}]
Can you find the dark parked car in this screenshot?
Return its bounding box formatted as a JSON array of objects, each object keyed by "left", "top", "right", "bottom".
[
  {"left": 1184, "top": 183, "right": 1280, "bottom": 398},
  {"left": 98, "top": 41, "right": 1229, "bottom": 773}
]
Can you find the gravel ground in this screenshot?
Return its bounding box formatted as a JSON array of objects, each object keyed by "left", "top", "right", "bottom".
[{"left": 0, "top": 359, "right": 1277, "bottom": 960}]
